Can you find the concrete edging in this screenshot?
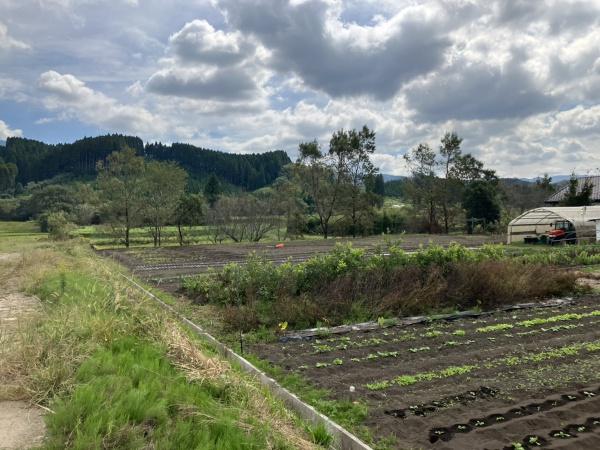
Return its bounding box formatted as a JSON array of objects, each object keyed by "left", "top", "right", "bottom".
[{"left": 120, "top": 273, "right": 373, "bottom": 450}]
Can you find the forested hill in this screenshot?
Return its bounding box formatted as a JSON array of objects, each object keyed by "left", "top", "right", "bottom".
[
  {"left": 144, "top": 142, "right": 290, "bottom": 190},
  {"left": 0, "top": 135, "right": 291, "bottom": 190}
]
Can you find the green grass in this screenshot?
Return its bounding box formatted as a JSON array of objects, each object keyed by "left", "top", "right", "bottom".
[
  {"left": 0, "top": 238, "right": 318, "bottom": 449},
  {"left": 245, "top": 354, "right": 369, "bottom": 436},
  {"left": 74, "top": 224, "right": 326, "bottom": 249},
  {"left": 45, "top": 337, "right": 276, "bottom": 450},
  {"left": 0, "top": 221, "right": 46, "bottom": 251}
]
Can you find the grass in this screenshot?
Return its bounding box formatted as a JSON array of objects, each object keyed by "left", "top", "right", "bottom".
[
  {"left": 0, "top": 225, "right": 319, "bottom": 449},
  {"left": 45, "top": 337, "right": 276, "bottom": 450},
  {"left": 0, "top": 220, "right": 46, "bottom": 251},
  {"left": 245, "top": 354, "right": 370, "bottom": 439},
  {"left": 75, "top": 224, "right": 328, "bottom": 249}
]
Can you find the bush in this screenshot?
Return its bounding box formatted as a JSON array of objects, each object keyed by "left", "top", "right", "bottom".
[
  {"left": 183, "top": 243, "right": 585, "bottom": 332},
  {"left": 44, "top": 211, "right": 77, "bottom": 240}
]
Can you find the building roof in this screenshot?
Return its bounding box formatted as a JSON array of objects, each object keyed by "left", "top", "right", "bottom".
[{"left": 545, "top": 176, "right": 600, "bottom": 204}]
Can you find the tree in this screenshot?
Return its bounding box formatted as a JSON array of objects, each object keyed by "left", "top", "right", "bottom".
[
  {"left": 97, "top": 147, "right": 145, "bottom": 248},
  {"left": 562, "top": 174, "right": 593, "bottom": 206},
  {"left": 175, "top": 193, "right": 204, "bottom": 245},
  {"left": 536, "top": 173, "right": 554, "bottom": 194},
  {"left": 404, "top": 143, "right": 440, "bottom": 233},
  {"left": 439, "top": 132, "right": 463, "bottom": 233},
  {"left": 271, "top": 170, "right": 307, "bottom": 239},
  {"left": 142, "top": 161, "right": 188, "bottom": 247},
  {"left": 0, "top": 162, "right": 17, "bottom": 194},
  {"left": 330, "top": 126, "right": 379, "bottom": 237},
  {"left": 293, "top": 140, "right": 344, "bottom": 239},
  {"left": 463, "top": 180, "right": 501, "bottom": 232},
  {"left": 204, "top": 174, "right": 221, "bottom": 208},
  {"left": 207, "top": 194, "right": 279, "bottom": 242}
]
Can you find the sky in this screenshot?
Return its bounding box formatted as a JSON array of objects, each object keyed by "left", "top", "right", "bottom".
[{"left": 1, "top": 0, "right": 600, "bottom": 178}]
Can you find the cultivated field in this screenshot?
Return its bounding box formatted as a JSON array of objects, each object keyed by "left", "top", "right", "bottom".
[
  {"left": 102, "top": 235, "right": 600, "bottom": 449},
  {"left": 102, "top": 233, "right": 503, "bottom": 283},
  {"left": 252, "top": 296, "right": 600, "bottom": 449}
]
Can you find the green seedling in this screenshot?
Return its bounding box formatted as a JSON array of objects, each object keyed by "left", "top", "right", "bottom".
[
  {"left": 476, "top": 323, "right": 513, "bottom": 333},
  {"left": 424, "top": 330, "right": 442, "bottom": 338}
]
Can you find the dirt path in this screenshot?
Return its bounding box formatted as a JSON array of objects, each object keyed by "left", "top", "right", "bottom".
[{"left": 0, "top": 253, "right": 46, "bottom": 449}]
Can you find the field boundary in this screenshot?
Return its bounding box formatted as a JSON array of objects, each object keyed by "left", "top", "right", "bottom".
[{"left": 119, "top": 273, "right": 373, "bottom": 450}]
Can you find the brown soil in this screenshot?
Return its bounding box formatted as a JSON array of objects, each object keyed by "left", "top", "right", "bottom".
[{"left": 251, "top": 296, "right": 600, "bottom": 449}]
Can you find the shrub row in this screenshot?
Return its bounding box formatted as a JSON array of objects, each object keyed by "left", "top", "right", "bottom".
[{"left": 182, "top": 244, "right": 586, "bottom": 331}]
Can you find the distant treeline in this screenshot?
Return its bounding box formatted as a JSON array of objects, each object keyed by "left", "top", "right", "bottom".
[{"left": 0, "top": 135, "right": 291, "bottom": 190}]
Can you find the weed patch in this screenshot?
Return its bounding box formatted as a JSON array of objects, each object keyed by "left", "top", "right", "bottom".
[{"left": 183, "top": 244, "right": 580, "bottom": 332}]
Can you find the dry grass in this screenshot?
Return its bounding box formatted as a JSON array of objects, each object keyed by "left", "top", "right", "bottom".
[
  {"left": 220, "top": 259, "right": 581, "bottom": 330},
  {"left": 162, "top": 321, "right": 228, "bottom": 382},
  {"left": 161, "top": 321, "right": 318, "bottom": 450}
]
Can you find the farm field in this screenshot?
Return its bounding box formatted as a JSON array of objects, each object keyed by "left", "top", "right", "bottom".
[
  {"left": 101, "top": 233, "right": 503, "bottom": 284},
  {"left": 99, "top": 235, "right": 600, "bottom": 449},
  {"left": 252, "top": 296, "right": 600, "bottom": 449}
]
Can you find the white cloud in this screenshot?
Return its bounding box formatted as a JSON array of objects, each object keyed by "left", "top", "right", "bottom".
[
  {"left": 0, "top": 119, "right": 22, "bottom": 140},
  {"left": 168, "top": 19, "right": 254, "bottom": 66},
  {"left": 38, "top": 70, "right": 167, "bottom": 135},
  {"left": 0, "top": 21, "right": 28, "bottom": 50},
  {"left": 1, "top": 0, "right": 600, "bottom": 179}
]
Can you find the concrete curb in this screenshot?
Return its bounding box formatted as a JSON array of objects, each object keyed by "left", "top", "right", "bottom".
[{"left": 120, "top": 273, "right": 373, "bottom": 450}]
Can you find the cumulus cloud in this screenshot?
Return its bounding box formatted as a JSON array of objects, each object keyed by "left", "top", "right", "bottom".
[
  {"left": 0, "top": 119, "right": 22, "bottom": 140},
  {"left": 144, "top": 19, "right": 266, "bottom": 102},
  {"left": 146, "top": 66, "right": 259, "bottom": 101},
  {"left": 217, "top": 0, "right": 451, "bottom": 100},
  {"left": 405, "top": 54, "right": 558, "bottom": 122},
  {"left": 38, "top": 70, "right": 166, "bottom": 135},
  {"left": 169, "top": 19, "right": 254, "bottom": 66},
  {"left": 2, "top": 0, "right": 600, "bottom": 178}
]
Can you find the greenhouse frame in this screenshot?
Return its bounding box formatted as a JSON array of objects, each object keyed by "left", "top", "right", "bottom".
[{"left": 507, "top": 206, "right": 600, "bottom": 244}]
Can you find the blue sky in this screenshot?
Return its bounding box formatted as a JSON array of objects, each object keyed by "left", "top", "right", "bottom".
[{"left": 1, "top": 0, "right": 600, "bottom": 177}]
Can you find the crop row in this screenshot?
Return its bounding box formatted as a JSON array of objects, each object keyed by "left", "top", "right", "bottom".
[
  {"left": 365, "top": 340, "right": 600, "bottom": 391},
  {"left": 307, "top": 310, "right": 599, "bottom": 355},
  {"left": 302, "top": 320, "right": 600, "bottom": 370},
  {"left": 476, "top": 310, "right": 600, "bottom": 333}
]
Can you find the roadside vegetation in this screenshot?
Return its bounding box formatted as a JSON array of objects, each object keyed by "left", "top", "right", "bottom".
[
  {"left": 182, "top": 243, "right": 588, "bottom": 332},
  {"left": 0, "top": 226, "right": 319, "bottom": 449}
]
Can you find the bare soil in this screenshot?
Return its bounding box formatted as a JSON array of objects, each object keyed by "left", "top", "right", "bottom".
[
  {"left": 251, "top": 296, "right": 600, "bottom": 449},
  {"left": 0, "top": 402, "right": 45, "bottom": 450},
  {"left": 0, "top": 253, "right": 46, "bottom": 449}
]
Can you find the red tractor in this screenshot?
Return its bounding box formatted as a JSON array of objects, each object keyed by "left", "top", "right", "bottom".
[{"left": 547, "top": 220, "right": 576, "bottom": 245}]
